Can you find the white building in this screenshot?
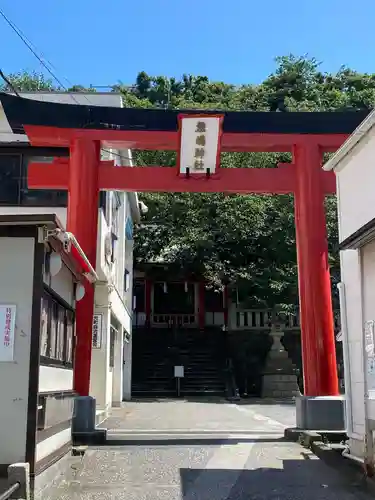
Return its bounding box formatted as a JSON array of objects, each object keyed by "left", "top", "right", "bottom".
[
  {"left": 0, "top": 92, "right": 140, "bottom": 472},
  {"left": 324, "top": 110, "right": 375, "bottom": 464}
]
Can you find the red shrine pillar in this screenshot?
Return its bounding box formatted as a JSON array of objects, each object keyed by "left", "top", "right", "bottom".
[
  {"left": 293, "top": 142, "right": 339, "bottom": 397},
  {"left": 198, "top": 282, "right": 205, "bottom": 330},
  {"left": 144, "top": 279, "right": 152, "bottom": 326},
  {"left": 68, "top": 138, "right": 101, "bottom": 396},
  {"left": 223, "top": 285, "right": 229, "bottom": 328}
]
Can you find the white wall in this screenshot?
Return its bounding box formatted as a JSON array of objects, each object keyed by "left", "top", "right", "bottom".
[
  {"left": 340, "top": 249, "right": 365, "bottom": 438},
  {"left": 334, "top": 128, "right": 375, "bottom": 455},
  {"left": 92, "top": 188, "right": 134, "bottom": 407},
  {"left": 336, "top": 128, "right": 375, "bottom": 242},
  {"left": 123, "top": 335, "right": 132, "bottom": 401},
  {"left": 90, "top": 284, "right": 111, "bottom": 410},
  {"left": 106, "top": 366, "right": 113, "bottom": 409},
  {"left": 112, "top": 327, "right": 124, "bottom": 406},
  {"left": 38, "top": 366, "right": 73, "bottom": 393},
  {"left": 360, "top": 242, "right": 375, "bottom": 419},
  {"left": 36, "top": 428, "right": 71, "bottom": 463},
  {"left": 0, "top": 237, "right": 34, "bottom": 465}
]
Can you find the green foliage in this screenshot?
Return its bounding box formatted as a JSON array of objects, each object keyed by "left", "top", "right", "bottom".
[
  {"left": 0, "top": 71, "right": 97, "bottom": 94},
  {"left": 0, "top": 70, "right": 57, "bottom": 91},
  {"left": 67, "top": 85, "right": 97, "bottom": 93},
  {"left": 127, "top": 55, "right": 375, "bottom": 309}
]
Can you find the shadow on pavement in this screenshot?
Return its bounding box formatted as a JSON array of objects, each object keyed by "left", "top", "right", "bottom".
[
  {"left": 236, "top": 398, "right": 296, "bottom": 407},
  {"left": 102, "top": 435, "right": 287, "bottom": 447},
  {"left": 179, "top": 459, "right": 371, "bottom": 500},
  {"left": 131, "top": 396, "right": 296, "bottom": 406}
]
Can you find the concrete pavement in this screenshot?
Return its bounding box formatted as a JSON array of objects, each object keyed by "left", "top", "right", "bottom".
[
  {"left": 43, "top": 437, "right": 371, "bottom": 499},
  {"left": 99, "top": 398, "right": 295, "bottom": 434},
  {"left": 40, "top": 399, "right": 374, "bottom": 499}
]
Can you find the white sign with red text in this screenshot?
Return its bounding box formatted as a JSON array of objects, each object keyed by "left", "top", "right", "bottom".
[
  {"left": 178, "top": 116, "right": 223, "bottom": 174},
  {"left": 0, "top": 305, "right": 16, "bottom": 362}
]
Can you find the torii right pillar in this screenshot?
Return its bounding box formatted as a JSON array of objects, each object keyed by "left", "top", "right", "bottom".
[{"left": 293, "top": 141, "right": 339, "bottom": 398}]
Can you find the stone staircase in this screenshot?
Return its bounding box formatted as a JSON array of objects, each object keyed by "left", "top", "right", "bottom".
[
  {"left": 131, "top": 328, "right": 226, "bottom": 398},
  {"left": 132, "top": 329, "right": 176, "bottom": 397},
  {"left": 179, "top": 330, "right": 226, "bottom": 396}
]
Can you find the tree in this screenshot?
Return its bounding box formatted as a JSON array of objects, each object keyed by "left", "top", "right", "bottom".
[
  {"left": 67, "top": 85, "right": 97, "bottom": 93},
  {"left": 129, "top": 56, "right": 375, "bottom": 309},
  {"left": 0, "top": 70, "right": 96, "bottom": 94},
  {"left": 0, "top": 70, "right": 57, "bottom": 92}
]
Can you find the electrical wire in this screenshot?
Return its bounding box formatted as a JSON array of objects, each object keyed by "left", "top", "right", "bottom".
[
  {"left": 0, "top": 7, "right": 81, "bottom": 104},
  {"left": 0, "top": 8, "right": 78, "bottom": 95},
  {"left": 0, "top": 8, "right": 156, "bottom": 167}
]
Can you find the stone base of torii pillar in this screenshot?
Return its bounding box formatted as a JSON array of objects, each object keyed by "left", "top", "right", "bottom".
[{"left": 262, "top": 323, "right": 300, "bottom": 399}]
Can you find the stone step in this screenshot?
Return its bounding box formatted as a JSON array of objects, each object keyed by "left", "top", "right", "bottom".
[
  {"left": 262, "top": 382, "right": 299, "bottom": 392},
  {"left": 262, "top": 389, "right": 300, "bottom": 398},
  {"left": 262, "top": 374, "right": 298, "bottom": 382}
]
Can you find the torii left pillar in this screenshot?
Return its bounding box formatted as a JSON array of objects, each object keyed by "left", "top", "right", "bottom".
[{"left": 68, "top": 139, "right": 100, "bottom": 396}]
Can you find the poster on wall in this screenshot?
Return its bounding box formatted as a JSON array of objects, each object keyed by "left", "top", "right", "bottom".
[
  {"left": 0, "top": 305, "right": 16, "bottom": 362},
  {"left": 92, "top": 313, "right": 103, "bottom": 349}
]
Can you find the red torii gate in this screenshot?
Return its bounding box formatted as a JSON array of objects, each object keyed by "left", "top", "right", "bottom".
[
  {"left": 0, "top": 93, "right": 367, "bottom": 399},
  {"left": 28, "top": 129, "right": 338, "bottom": 399}
]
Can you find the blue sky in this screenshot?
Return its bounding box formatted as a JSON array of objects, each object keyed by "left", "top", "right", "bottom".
[{"left": 0, "top": 0, "right": 374, "bottom": 88}]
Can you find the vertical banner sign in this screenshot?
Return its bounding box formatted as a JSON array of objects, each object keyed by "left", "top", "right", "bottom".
[
  {"left": 0, "top": 305, "right": 16, "bottom": 362},
  {"left": 364, "top": 320, "right": 375, "bottom": 392},
  {"left": 92, "top": 313, "right": 103, "bottom": 349},
  {"left": 177, "top": 114, "right": 224, "bottom": 175}
]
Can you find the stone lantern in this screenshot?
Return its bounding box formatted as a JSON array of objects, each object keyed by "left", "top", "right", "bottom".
[{"left": 261, "top": 311, "right": 300, "bottom": 399}]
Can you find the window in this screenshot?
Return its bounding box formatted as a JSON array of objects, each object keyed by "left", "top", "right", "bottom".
[
  {"left": 153, "top": 282, "right": 195, "bottom": 314},
  {"left": 40, "top": 290, "right": 75, "bottom": 367},
  {"left": 124, "top": 269, "right": 130, "bottom": 292},
  {"left": 0, "top": 150, "right": 72, "bottom": 207},
  {"left": 40, "top": 296, "right": 50, "bottom": 357},
  {"left": 109, "top": 326, "right": 116, "bottom": 369},
  {"left": 99, "top": 191, "right": 108, "bottom": 219},
  {"left": 205, "top": 288, "right": 223, "bottom": 311},
  {"left": 20, "top": 156, "right": 67, "bottom": 206},
  {"left": 0, "top": 154, "right": 22, "bottom": 204},
  {"left": 49, "top": 301, "right": 58, "bottom": 359},
  {"left": 134, "top": 280, "right": 145, "bottom": 311},
  {"left": 65, "top": 310, "right": 74, "bottom": 364},
  {"left": 111, "top": 192, "right": 121, "bottom": 238},
  {"left": 125, "top": 217, "right": 133, "bottom": 241}
]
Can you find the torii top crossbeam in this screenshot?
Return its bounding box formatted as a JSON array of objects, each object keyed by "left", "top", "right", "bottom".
[{"left": 0, "top": 92, "right": 368, "bottom": 151}]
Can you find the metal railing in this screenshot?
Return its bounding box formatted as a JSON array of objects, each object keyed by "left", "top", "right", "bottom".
[
  {"left": 152, "top": 314, "right": 197, "bottom": 328},
  {"left": 133, "top": 308, "right": 342, "bottom": 331},
  {"left": 235, "top": 309, "right": 272, "bottom": 330},
  {"left": 0, "top": 482, "right": 20, "bottom": 500},
  {"left": 132, "top": 312, "right": 198, "bottom": 328}
]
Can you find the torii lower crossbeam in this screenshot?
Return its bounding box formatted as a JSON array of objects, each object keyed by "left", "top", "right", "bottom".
[{"left": 28, "top": 161, "right": 336, "bottom": 194}]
